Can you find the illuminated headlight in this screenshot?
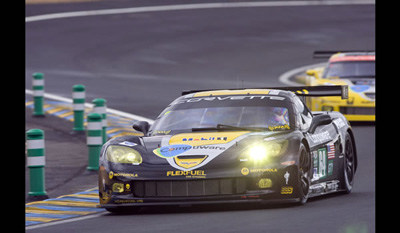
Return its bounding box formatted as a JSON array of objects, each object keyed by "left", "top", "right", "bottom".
[
  {"left": 106, "top": 145, "right": 143, "bottom": 164},
  {"left": 245, "top": 140, "right": 288, "bottom": 162}
]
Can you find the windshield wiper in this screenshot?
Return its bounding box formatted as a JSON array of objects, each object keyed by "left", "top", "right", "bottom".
[{"left": 192, "top": 124, "right": 270, "bottom": 132}]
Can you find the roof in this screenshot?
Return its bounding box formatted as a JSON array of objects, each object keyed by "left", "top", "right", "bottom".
[
  {"left": 329, "top": 52, "right": 375, "bottom": 63},
  {"left": 192, "top": 89, "right": 275, "bottom": 97}
]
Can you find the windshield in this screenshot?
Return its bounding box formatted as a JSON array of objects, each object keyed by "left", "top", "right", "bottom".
[
  {"left": 323, "top": 61, "right": 375, "bottom": 78},
  {"left": 149, "top": 95, "right": 294, "bottom": 135}
]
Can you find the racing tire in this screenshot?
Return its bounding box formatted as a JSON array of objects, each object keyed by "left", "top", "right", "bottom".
[
  {"left": 297, "top": 143, "right": 311, "bottom": 205},
  {"left": 342, "top": 132, "right": 355, "bottom": 194}
]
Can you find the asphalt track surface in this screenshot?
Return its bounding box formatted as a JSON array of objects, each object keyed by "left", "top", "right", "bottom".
[{"left": 25, "top": 0, "right": 375, "bottom": 232}]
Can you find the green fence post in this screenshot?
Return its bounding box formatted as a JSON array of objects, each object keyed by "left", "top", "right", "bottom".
[
  {"left": 92, "top": 98, "right": 107, "bottom": 144},
  {"left": 86, "top": 113, "right": 102, "bottom": 171},
  {"left": 32, "top": 73, "right": 45, "bottom": 117},
  {"left": 26, "top": 129, "right": 49, "bottom": 201},
  {"left": 72, "top": 84, "right": 86, "bottom": 131}
]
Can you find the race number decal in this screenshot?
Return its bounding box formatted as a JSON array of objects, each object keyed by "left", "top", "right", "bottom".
[{"left": 312, "top": 148, "right": 328, "bottom": 181}]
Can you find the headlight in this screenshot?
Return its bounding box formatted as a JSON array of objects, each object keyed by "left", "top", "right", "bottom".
[
  {"left": 244, "top": 140, "right": 288, "bottom": 162},
  {"left": 106, "top": 145, "right": 143, "bottom": 164}
]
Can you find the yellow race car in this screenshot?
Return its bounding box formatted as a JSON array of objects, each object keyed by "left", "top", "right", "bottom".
[{"left": 305, "top": 51, "right": 375, "bottom": 121}]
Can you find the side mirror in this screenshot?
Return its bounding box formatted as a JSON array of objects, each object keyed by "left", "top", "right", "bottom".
[
  {"left": 309, "top": 114, "right": 332, "bottom": 133},
  {"left": 306, "top": 69, "right": 316, "bottom": 76},
  {"left": 132, "top": 121, "right": 150, "bottom": 136}
]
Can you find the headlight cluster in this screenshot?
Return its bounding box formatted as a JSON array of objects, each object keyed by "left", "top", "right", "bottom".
[
  {"left": 244, "top": 140, "right": 288, "bottom": 162},
  {"left": 106, "top": 145, "right": 143, "bottom": 164}
]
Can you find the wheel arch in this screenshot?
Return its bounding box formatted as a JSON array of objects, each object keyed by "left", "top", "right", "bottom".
[{"left": 346, "top": 128, "right": 358, "bottom": 173}]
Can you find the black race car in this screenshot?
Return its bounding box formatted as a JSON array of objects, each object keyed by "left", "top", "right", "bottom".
[{"left": 98, "top": 85, "right": 357, "bottom": 213}]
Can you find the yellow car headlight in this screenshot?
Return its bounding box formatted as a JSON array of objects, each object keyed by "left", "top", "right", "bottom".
[
  {"left": 106, "top": 145, "right": 143, "bottom": 164},
  {"left": 245, "top": 140, "right": 288, "bottom": 162}
]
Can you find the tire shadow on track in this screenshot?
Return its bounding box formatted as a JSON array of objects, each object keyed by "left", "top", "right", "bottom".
[{"left": 102, "top": 202, "right": 303, "bottom": 216}]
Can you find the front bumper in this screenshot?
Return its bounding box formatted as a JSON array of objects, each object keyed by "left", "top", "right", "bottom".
[{"left": 98, "top": 165, "right": 300, "bottom": 208}]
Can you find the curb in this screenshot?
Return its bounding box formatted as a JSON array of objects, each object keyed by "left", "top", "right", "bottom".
[
  {"left": 26, "top": 188, "right": 103, "bottom": 227},
  {"left": 25, "top": 91, "right": 155, "bottom": 227}
]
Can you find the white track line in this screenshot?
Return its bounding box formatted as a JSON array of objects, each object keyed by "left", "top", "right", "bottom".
[
  {"left": 26, "top": 0, "right": 374, "bottom": 22},
  {"left": 25, "top": 212, "right": 107, "bottom": 231},
  {"left": 278, "top": 62, "right": 326, "bottom": 86},
  {"left": 25, "top": 89, "right": 155, "bottom": 124}
]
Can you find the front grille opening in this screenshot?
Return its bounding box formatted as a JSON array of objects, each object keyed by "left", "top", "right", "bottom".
[{"left": 132, "top": 178, "right": 249, "bottom": 197}]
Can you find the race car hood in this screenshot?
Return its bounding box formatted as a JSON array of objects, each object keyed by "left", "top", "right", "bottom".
[{"left": 140, "top": 131, "right": 290, "bottom": 171}]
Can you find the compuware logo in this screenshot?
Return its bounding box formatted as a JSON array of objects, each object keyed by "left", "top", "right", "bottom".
[{"left": 153, "top": 144, "right": 192, "bottom": 158}]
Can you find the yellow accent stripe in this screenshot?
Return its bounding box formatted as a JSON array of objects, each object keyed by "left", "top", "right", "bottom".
[
  {"left": 26, "top": 217, "right": 58, "bottom": 223},
  {"left": 58, "top": 193, "right": 98, "bottom": 199},
  {"left": 46, "top": 107, "right": 65, "bottom": 114},
  {"left": 169, "top": 131, "right": 249, "bottom": 146},
  {"left": 193, "top": 89, "right": 270, "bottom": 97},
  {"left": 26, "top": 209, "right": 95, "bottom": 216},
  {"left": 111, "top": 132, "right": 143, "bottom": 138},
  {"left": 26, "top": 101, "right": 34, "bottom": 106},
  {"left": 58, "top": 111, "right": 73, "bottom": 118},
  {"left": 26, "top": 200, "right": 98, "bottom": 208},
  {"left": 107, "top": 128, "right": 130, "bottom": 134}
]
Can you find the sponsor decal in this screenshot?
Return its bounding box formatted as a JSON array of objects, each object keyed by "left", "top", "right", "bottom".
[
  {"left": 169, "top": 131, "right": 248, "bottom": 146},
  {"left": 119, "top": 141, "right": 137, "bottom": 147},
  {"left": 268, "top": 124, "right": 290, "bottom": 131},
  {"left": 167, "top": 170, "right": 206, "bottom": 178},
  {"left": 192, "top": 145, "right": 225, "bottom": 150},
  {"left": 351, "top": 85, "right": 370, "bottom": 93},
  {"left": 250, "top": 168, "right": 277, "bottom": 173},
  {"left": 155, "top": 130, "right": 171, "bottom": 135},
  {"left": 241, "top": 167, "right": 250, "bottom": 176},
  {"left": 284, "top": 171, "right": 290, "bottom": 185},
  {"left": 157, "top": 132, "right": 251, "bottom": 171},
  {"left": 328, "top": 160, "right": 334, "bottom": 176},
  {"left": 171, "top": 95, "right": 283, "bottom": 105},
  {"left": 309, "top": 131, "right": 331, "bottom": 144},
  {"left": 109, "top": 171, "right": 138, "bottom": 179},
  {"left": 281, "top": 186, "right": 293, "bottom": 194},
  {"left": 183, "top": 136, "right": 228, "bottom": 142},
  {"left": 241, "top": 167, "right": 277, "bottom": 176},
  {"left": 333, "top": 118, "right": 345, "bottom": 129},
  {"left": 174, "top": 155, "right": 208, "bottom": 169},
  {"left": 327, "top": 143, "right": 335, "bottom": 159},
  {"left": 153, "top": 144, "right": 192, "bottom": 158},
  {"left": 114, "top": 199, "right": 144, "bottom": 203},
  {"left": 312, "top": 147, "right": 330, "bottom": 181}
]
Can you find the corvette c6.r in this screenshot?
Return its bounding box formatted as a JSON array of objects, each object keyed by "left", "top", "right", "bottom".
[
  {"left": 98, "top": 85, "right": 357, "bottom": 213},
  {"left": 305, "top": 51, "right": 375, "bottom": 121}
]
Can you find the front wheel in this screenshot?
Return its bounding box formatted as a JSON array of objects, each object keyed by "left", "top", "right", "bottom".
[
  {"left": 297, "top": 143, "right": 311, "bottom": 205},
  {"left": 342, "top": 132, "right": 355, "bottom": 194}
]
